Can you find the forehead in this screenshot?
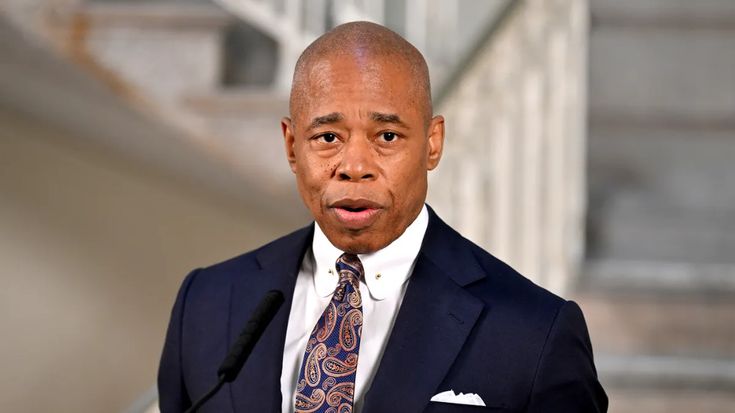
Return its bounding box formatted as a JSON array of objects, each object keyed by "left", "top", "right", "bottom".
[{"left": 293, "top": 54, "right": 423, "bottom": 121}]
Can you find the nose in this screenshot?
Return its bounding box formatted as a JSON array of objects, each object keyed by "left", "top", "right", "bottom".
[{"left": 337, "top": 137, "right": 376, "bottom": 181}]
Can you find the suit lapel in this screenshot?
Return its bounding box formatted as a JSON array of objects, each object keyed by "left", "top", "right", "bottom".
[
  {"left": 361, "top": 209, "right": 487, "bottom": 413},
  {"left": 227, "top": 225, "right": 313, "bottom": 413}
]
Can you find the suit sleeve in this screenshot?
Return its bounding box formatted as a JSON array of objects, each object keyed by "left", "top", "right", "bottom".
[
  {"left": 526, "top": 300, "right": 608, "bottom": 413},
  {"left": 158, "top": 268, "right": 201, "bottom": 413}
]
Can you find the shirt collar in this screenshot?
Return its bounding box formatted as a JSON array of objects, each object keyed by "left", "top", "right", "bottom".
[{"left": 312, "top": 204, "right": 429, "bottom": 300}]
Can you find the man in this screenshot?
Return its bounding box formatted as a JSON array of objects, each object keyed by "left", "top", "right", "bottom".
[{"left": 159, "top": 22, "right": 607, "bottom": 412}]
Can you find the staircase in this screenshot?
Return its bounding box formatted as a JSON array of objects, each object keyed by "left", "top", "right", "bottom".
[
  {"left": 580, "top": 1, "right": 735, "bottom": 412},
  {"left": 69, "top": 1, "right": 301, "bottom": 203}
]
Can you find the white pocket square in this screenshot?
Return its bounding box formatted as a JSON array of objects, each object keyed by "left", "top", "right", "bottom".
[{"left": 430, "top": 389, "right": 486, "bottom": 406}]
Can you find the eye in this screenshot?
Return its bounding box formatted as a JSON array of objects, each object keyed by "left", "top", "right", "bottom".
[
  {"left": 316, "top": 133, "right": 338, "bottom": 143},
  {"left": 380, "top": 132, "right": 397, "bottom": 142}
]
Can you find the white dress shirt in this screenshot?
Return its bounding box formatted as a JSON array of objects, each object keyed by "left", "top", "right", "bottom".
[{"left": 280, "top": 205, "right": 429, "bottom": 413}]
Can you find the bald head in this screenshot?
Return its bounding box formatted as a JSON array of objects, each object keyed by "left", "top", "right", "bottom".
[{"left": 289, "top": 21, "right": 432, "bottom": 126}]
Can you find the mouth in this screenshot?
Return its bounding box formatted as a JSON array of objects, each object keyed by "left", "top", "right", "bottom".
[{"left": 329, "top": 199, "right": 383, "bottom": 229}]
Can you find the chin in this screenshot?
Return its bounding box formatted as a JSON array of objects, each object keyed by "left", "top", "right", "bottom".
[
  {"left": 327, "top": 230, "right": 390, "bottom": 255},
  {"left": 333, "top": 237, "right": 381, "bottom": 255}
]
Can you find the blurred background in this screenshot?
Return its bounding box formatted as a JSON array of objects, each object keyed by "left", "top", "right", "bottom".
[{"left": 1, "top": 0, "right": 733, "bottom": 412}]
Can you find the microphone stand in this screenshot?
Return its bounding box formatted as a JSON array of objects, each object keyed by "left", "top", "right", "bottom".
[
  {"left": 184, "top": 375, "right": 226, "bottom": 413},
  {"left": 182, "top": 290, "right": 285, "bottom": 413}
]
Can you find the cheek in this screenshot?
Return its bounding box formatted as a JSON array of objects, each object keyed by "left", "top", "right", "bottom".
[
  {"left": 299, "top": 167, "right": 322, "bottom": 194},
  {"left": 388, "top": 155, "right": 428, "bottom": 206},
  {"left": 296, "top": 157, "right": 334, "bottom": 201}
]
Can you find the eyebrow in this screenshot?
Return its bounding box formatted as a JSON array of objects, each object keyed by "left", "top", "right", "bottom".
[
  {"left": 305, "top": 111, "right": 410, "bottom": 130},
  {"left": 370, "top": 112, "right": 409, "bottom": 129},
  {"left": 307, "top": 112, "right": 344, "bottom": 130}
]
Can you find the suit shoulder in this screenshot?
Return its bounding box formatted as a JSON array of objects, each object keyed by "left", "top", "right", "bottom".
[
  {"left": 425, "top": 208, "right": 565, "bottom": 312},
  {"left": 187, "top": 223, "right": 313, "bottom": 289},
  {"left": 458, "top": 234, "right": 566, "bottom": 315}
]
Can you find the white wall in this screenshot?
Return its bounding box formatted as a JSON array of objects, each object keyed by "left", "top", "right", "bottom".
[{"left": 0, "top": 107, "right": 303, "bottom": 412}]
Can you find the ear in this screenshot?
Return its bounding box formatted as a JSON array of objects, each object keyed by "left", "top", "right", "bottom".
[
  {"left": 281, "top": 117, "right": 298, "bottom": 173},
  {"left": 426, "top": 115, "right": 445, "bottom": 170}
]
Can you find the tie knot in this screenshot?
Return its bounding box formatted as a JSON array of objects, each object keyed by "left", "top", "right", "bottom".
[{"left": 336, "top": 253, "right": 363, "bottom": 286}]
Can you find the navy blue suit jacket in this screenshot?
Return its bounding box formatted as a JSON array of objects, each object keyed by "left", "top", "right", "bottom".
[{"left": 159, "top": 207, "right": 607, "bottom": 412}]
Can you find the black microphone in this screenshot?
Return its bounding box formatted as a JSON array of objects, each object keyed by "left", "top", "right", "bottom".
[{"left": 184, "top": 290, "right": 285, "bottom": 413}]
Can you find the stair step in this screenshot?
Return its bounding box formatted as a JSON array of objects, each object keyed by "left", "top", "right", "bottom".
[
  {"left": 597, "top": 354, "right": 735, "bottom": 390},
  {"left": 584, "top": 259, "right": 735, "bottom": 293},
  {"left": 78, "top": 2, "right": 231, "bottom": 29},
  {"left": 607, "top": 387, "right": 735, "bottom": 413},
  {"left": 599, "top": 354, "right": 735, "bottom": 413},
  {"left": 181, "top": 88, "right": 294, "bottom": 198},
  {"left": 590, "top": 205, "right": 735, "bottom": 264},
  {"left": 592, "top": 0, "right": 735, "bottom": 29},
  {"left": 183, "top": 88, "right": 288, "bottom": 115},
  {"left": 589, "top": 11, "right": 735, "bottom": 120},
  {"left": 588, "top": 128, "right": 735, "bottom": 212},
  {"left": 573, "top": 285, "right": 735, "bottom": 358},
  {"left": 74, "top": 2, "right": 232, "bottom": 105}
]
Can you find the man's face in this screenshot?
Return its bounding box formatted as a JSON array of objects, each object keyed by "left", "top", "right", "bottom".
[{"left": 282, "top": 55, "right": 444, "bottom": 253}]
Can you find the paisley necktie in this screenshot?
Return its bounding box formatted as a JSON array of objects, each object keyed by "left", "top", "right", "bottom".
[{"left": 294, "top": 253, "right": 364, "bottom": 413}]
